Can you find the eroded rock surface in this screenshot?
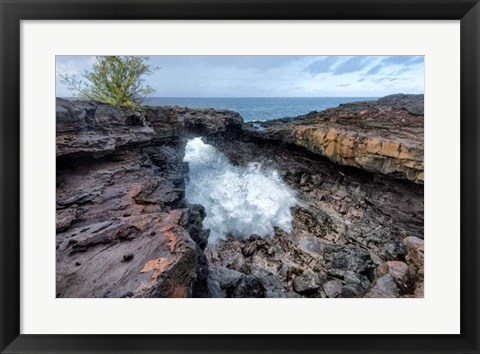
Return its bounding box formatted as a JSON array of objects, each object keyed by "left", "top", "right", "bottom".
[
  {"left": 243, "top": 94, "right": 424, "bottom": 183},
  {"left": 203, "top": 135, "right": 423, "bottom": 298},
  {"left": 56, "top": 99, "right": 217, "bottom": 298},
  {"left": 57, "top": 95, "right": 424, "bottom": 298}
]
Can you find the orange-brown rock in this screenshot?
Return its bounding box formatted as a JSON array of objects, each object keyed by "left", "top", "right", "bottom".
[
  {"left": 244, "top": 94, "right": 424, "bottom": 184},
  {"left": 55, "top": 145, "right": 207, "bottom": 297},
  {"left": 56, "top": 99, "right": 216, "bottom": 298},
  {"left": 56, "top": 95, "right": 424, "bottom": 298}
]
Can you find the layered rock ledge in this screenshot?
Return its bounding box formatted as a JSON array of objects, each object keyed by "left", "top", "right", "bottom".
[
  {"left": 56, "top": 95, "right": 424, "bottom": 298},
  {"left": 56, "top": 100, "right": 240, "bottom": 297},
  {"left": 243, "top": 94, "right": 424, "bottom": 184}
]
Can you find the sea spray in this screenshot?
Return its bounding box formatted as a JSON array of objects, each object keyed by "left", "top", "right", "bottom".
[{"left": 184, "top": 137, "right": 297, "bottom": 242}]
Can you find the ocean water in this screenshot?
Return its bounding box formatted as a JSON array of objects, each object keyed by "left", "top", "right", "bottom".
[
  {"left": 145, "top": 97, "right": 375, "bottom": 121},
  {"left": 184, "top": 138, "right": 297, "bottom": 242}
]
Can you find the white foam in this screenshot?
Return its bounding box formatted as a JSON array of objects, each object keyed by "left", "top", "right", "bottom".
[{"left": 184, "top": 137, "right": 297, "bottom": 242}]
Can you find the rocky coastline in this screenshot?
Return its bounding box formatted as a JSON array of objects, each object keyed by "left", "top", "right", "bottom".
[{"left": 56, "top": 94, "right": 424, "bottom": 298}]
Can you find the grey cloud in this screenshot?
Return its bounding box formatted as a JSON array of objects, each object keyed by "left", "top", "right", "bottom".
[
  {"left": 382, "top": 56, "right": 423, "bottom": 65},
  {"left": 333, "top": 57, "right": 371, "bottom": 75},
  {"left": 150, "top": 56, "right": 301, "bottom": 71},
  {"left": 364, "top": 56, "right": 423, "bottom": 77},
  {"left": 56, "top": 55, "right": 424, "bottom": 98},
  {"left": 303, "top": 57, "right": 339, "bottom": 74},
  {"left": 366, "top": 64, "right": 383, "bottom": 75},
  {"left": 410, "top": 56, "right": 424, "bottom": 64},
  {"left": 372, "top": 77, "right": 398, "bottom": 83}
]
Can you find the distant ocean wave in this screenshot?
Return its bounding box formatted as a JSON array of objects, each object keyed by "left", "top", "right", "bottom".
[{"left": 144, "top": 97, "right": 376, "bottom": 121}]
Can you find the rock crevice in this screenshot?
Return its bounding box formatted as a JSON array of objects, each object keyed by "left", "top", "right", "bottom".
[{"left": 56, "top": 95, "right": 424, "bottom": 298}]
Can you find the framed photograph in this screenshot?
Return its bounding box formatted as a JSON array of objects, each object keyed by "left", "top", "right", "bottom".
[{"left": 1, "top": 0, "right": 479, "bottom": 353}]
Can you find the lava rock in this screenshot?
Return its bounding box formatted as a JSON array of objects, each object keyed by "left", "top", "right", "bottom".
[
  {"left": 292, "top": 270, "right": 321, "bottom": 294},
  {"left": 209, "top": 266, "right": 243, "bottom": 289},
  {"left": 341, "top": 283, "right": 365, "bottom": 298},
  {"left": 404, "top": 236, "right": 424, "bottom": 280},
  {"left": 122, "top": 253, "right": 134, "bottom": 262},
  {"left": 226, "top": 276, "right": 266, "bottom": 298},
  {"left": 365, "top": 274, "right": 400, "bottom": 298},
  {"left": 323, "top": 280, "right": 343, "bottom": 298},
  {"left": 377, "top": 261, "right": 409, "bottom": 288}
]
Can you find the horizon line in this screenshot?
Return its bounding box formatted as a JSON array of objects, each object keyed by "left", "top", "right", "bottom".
[{"left": 58, "top": 95, "right": 426, "bottom": 99}]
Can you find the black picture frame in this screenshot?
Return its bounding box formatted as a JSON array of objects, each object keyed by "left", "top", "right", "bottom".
[{"left": 1, "top": 0, "right": 479, "bottom": 353}]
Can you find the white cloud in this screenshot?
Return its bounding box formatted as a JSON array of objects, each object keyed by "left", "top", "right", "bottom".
[{"left": 56, "top": 55, "right": 424, "bottom": 98}]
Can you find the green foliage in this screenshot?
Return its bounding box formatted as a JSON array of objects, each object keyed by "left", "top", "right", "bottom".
[{"left": 59, "top": 56, "right": 158, "bottom": 108}]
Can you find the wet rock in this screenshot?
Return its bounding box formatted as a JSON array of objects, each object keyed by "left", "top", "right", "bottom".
[
  {"left": 192, "top": 249, "right": 210, "bottom": 297},
  {"left": 185, "top": 204, "right": 210, "bottom": 250},
  {"left": 300, "top": 173, "right": 310, "bottom": 185}
]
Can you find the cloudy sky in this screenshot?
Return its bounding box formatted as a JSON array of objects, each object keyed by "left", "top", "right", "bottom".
[{"left": 56, "top": 55, "right": 424, "bottom": 98}]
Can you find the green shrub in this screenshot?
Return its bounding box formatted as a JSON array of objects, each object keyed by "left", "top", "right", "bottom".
[{"left": 59, "top": 56, "right": 158, "bottom": 108}]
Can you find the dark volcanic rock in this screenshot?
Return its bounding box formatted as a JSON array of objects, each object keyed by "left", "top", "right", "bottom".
[
  {"left": 226, "top": 276, "right": 266, "bottom": 298},
  {"left": 181, "top": 107, "right": 243, "bottom": 136},
  {"left": 377, "top": 94, "right": 424, "bottom": 115},
  {"left": 56, "top": 99, "right": 156, "bottom": 158},
  {"left": 56, "top": 99, "right": 243, "bottom": 159},
  {"left": 377, "top": 260, "right": 410, "bottom": 290},
  {"left": 56, "top": 206, "right": 78, "bottom": 232},
  {"left": 206, "top": 96, "right": 423, "bottom": 298},
  {"left": 57, "top": 95, "right": 424, "bottom": 298},
  {"left": 292, "top": 270, "right": 322, "bottom": 294},
  {"left": 323, "top": 280, "right": 343, "bottom": 298},
  {"left": 56, "top": 99, "right": 223, "bottom": 298},
  {"left": 341, "top": 283, "right": 365, "bottom": 298},
  {"left": 185, "top": 204, "right": 210, "bottom": 250},
  {"left": 55, "top": 146, "right": 209, "bottom": 297},
  {"left": 365, "top": 274, "right": 400, "bottom": 298}
]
